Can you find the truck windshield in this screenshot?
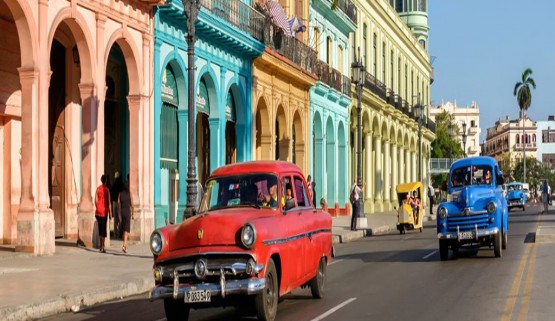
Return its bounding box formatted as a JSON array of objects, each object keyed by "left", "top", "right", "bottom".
[
  {"left": 199, "top": 174, "right": 280, "bottom": 213},
  {"left": 451, "top": 165, "right": 493, "bottom": 187}
]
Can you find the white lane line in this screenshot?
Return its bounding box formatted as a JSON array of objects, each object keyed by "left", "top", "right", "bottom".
[
  {"left": 153, "top": 318, "right": 166, "bottom": 321},
  {"left": 402, "top": 236, "right": 414, "bottom": 241},
  {"left": 422, "top": 251, "right": 437, "bottom": 260},
  {"left": 328, "top": 259, "right": 343, "bottom": 266},
  {"left": 309, "top": 297, "right": 357, "bottom": 321}
]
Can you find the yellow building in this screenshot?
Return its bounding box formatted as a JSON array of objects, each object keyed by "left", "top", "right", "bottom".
[{"left": 350, "top": 0, "right": 436, "bottom": 213}]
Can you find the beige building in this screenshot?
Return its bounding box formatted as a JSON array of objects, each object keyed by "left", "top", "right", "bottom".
[
  {"left": 430, "top": 101, "right": 482, "bottom": 157},
  {"left": 483, "top": 115, "right": 538, "bottom": 165},
  {"left": 350, "top": 0, "right": 435, "bottom": 213}
]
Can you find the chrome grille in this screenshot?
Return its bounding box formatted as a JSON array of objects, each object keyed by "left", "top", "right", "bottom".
[{"left": 447, "top": 213, "right": 489, "bottom": 232}]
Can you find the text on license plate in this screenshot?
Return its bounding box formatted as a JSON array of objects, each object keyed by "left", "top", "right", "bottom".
[
  {"left": 458, "top": 231, "right": 474, "bottom": 240},
  {"left": 184, "top": 290, "right": 211, "bottom": 303}
]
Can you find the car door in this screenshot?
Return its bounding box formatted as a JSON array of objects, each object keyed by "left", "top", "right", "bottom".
[{"left": 291, "top": 175, "right": 315, "bottom": 280}]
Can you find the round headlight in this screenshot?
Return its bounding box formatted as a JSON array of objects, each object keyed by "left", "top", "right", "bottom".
[
  {"left": 487, "top": 201, "right": 497, "bottom": 214},
  {"left": 438, "top": 207, "right": 448, "bottom": 219},
  {"left": 150, "top": 231, "right": 163, "bottom": 255},
  {"left": 241, "top": 223, "right": 256, "bottom": 249},
  {"left": 194, "top": 258, "right": 207, "bottom": 280}
]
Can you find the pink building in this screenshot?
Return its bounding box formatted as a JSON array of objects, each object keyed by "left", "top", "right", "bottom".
[{"left": 0, "top": 0, "right": 156, "bottom": 255}]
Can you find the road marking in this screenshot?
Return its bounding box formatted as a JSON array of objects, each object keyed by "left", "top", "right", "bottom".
[
  {"left": 153, "top": 318, "right": 166, "bottom": 321},
  {"left": 309, "top": 297, "right": 357, "bottom": 321},
  {"left": 517, "top": 243, "right": 538, "bottom": 321},
  {"left": 422, "top": 251, "right": 437, "bottom": 260},
  {"left": 402, "top": 236, "right": 414, "bottom": 241},
  {"left": 500, "top": 243, "right": 532, "bottom": 321},
  {"left": 329, "top": 259, "right": 343, "bottom": 266}
]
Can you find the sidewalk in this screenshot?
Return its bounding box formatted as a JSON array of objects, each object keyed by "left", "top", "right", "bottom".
[{"left": 0, "top": 210, "right": 430, "bottom": 321}]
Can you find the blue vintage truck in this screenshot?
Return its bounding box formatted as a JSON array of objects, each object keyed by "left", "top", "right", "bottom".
[
  {"left": 436, "top": 156, "right": 508, "bottom": 260},
  {"left": 506, "top": 182, "right": 527, "bottom": 212}
]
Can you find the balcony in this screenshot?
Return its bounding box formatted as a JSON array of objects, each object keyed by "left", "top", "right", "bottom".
[
  {"left": 200, "top": 0, "right": 265, "bottom": 41},
  {"left": 363, "top": 72, "right": 387, "bottom": 100},
  {"left": 317, "top": 61, "right": 343, "bottom": 93},
  {"left": 468, "top": 125, "right": 479, "bottom": 135},
  {"left": 332, "top": 0, "right": 357, "bottom": 24},
  {"left": 514, "top": 143, "right": 537, "bottom": 151}
]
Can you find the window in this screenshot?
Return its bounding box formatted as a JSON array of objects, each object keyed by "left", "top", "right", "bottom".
[
  {"left": 314, "top": 28, "right": 320, "bottom": 57},
  {"left": 338, "top": 45, "right": 343, "bottom": 73},
  {"left": 390, "top": 50, "right": 394, "bottom": 89},
  {"left": 419, "top": 39, "right": 426, "bottom": 49},
  {"left": 398, "top": 57, "right": 401, "bottom": 94},
  {"left": 396, "top": 0, "right": 403, "bottom": 12},
  {"left": 451, "top": 165, "right": 493, "bottom": 187},
  {"left": 293, "top": 176, "right": 309, "bottom": 207},
  {"left": 363, "top": 24, "right": 367, "bottom": 66},
  {"left": 404, "top": 64, "right": 408, "bottom": 100},
  {"left": 382, "top": 42, "right": 386, "bottom": 82},
  {"left": 326, "top": 36, "right": 332, "bottom": 65},
  {"left": 471, "top": 120, "right": 475, "bottom": 127},
  {"left": 373, "top": 33, "right": 377, "bottom": 76}
]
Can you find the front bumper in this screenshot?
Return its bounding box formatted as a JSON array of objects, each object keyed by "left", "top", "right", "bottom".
[
  {"left": 437, "top": 227, "right": 499, "bottom": 240},
  {"left": 149, "top": 277, "right": 266, "bottom": 301},
  {"left": 507, "top": 199, "right": 524, "bottom": 206}
]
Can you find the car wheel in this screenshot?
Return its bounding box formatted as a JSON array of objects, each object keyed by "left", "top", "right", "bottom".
[
  {"left": 255, "top": 259, "right": 278, "bottom": 321},
  {"left": 310, "top": 257, "right": 326, "bottom": 299},
  {"left": 439, "top": 240, "right": 449, "bottom": 261},
  {"left": 523, "top": 206, "right": 526, "bottom": 212},
  {"left": 164, "top": 298, "right": 190, "bottom": 321},
  {"left": 494, "top": 230, "right": 502, "bottom": 257},
  {"left": 502, "top": 229, "right": 508, "bottom": 250}
]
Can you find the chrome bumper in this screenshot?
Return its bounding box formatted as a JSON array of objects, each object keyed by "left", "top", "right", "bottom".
[
  {"left": 437, "top": 227, "right": 499, "bottom": 240},
  {"left": 149, "top": 277, "right": 266, "bottom": 301}
]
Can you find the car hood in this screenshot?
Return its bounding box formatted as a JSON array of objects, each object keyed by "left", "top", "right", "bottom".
[
  {"left": 451, "top": 186, "right": 495, "bottom": 209},
  {"left": 168, "top": 208, "right": 274, "bottom": 252},
  {"left": 507, "top": 190, "right": 523, "bottom": 199}
]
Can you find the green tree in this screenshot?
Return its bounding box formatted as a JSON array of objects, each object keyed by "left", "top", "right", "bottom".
[
  {"left": 431, "top": 111, "right": 464, "bottom": 159},
  {"left": 513, "top": 68, "right": 536, "bottom": 183},
  {"left": 512, "top": 157, "right": 554, "bottom": 193}
]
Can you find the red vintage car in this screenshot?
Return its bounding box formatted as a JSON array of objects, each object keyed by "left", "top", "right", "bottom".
[{"left": 149, "top": 161, "right": 333, "bottom": 321}]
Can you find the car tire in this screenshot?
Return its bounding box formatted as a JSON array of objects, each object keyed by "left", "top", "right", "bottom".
[
  {"left": 439, "top": 240, "right": 449, "bottom": 261},
  {"left": 164, "top": 298, "right": 190, "bottom": 321},
  {"left": 494, "top": 230, "right": 502, "bottom": 257},
  {"left": 255, "top": 259, "right": 278, "bottom": 321},
  {"left": 523, "top": 206, "right": 526, "bottom": 212},
  {"left": 310, "top": 257, "right": 326, "bottom": 299},
  {"left": 502, "top": 229, "right": 508, "bottom": 250}
]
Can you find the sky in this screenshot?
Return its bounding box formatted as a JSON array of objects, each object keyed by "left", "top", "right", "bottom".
[{"left": 428, "top": 1, "right": 555, "bottom": 142}]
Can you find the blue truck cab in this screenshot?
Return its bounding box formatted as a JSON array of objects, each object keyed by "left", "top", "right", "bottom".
[
  {"left": 506, "top": 182, "right": 527, "bottom": 212},
  {"left": 436, "top": 156, "right": 508, "bottom": 260}
]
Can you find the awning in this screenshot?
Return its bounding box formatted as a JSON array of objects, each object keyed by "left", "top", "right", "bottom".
[{"left": 267, "top": 1, "right": 291, "bottom": 36}]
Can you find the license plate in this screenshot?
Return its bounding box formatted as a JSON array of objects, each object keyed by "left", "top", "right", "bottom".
[
  {"left": 458, "top": 231, "right": 474, "bottom": 240},
  {"left": 184, "top": 290, "right": 211, "bottom": 303}
]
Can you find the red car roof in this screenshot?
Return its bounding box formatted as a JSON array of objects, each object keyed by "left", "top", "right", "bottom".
[{"left": 210, "top": 160, "right": 303, "bottom": 178}]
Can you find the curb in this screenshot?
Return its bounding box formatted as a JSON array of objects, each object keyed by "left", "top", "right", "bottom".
[{"left": 0, "top": 277, "right": 154, "bottom": 321}]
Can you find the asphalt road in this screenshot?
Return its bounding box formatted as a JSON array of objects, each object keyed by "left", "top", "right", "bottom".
[{"left": 41, "top": 203, "right": 555, "bottom": 321}]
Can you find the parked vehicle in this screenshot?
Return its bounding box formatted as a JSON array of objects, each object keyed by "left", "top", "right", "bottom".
[
  {"left": 436, "top": 156, "right": 508, "bottom": 260},
  {"left": 148, "top": 161, "right": 333, "bottom": 321},
  {"left": 396, "top": 182, "right": 424, "bottom": 234},
  {"left": 506, "top": 182, "right": 526, "bottom": 212},
  {"left": 522, "top": 183, "right": 531, "bottom": 201}
]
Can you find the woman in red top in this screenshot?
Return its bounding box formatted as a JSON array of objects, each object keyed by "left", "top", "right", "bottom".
[{"left": 95, "top": 175, "right": 112, "bottom": 253}]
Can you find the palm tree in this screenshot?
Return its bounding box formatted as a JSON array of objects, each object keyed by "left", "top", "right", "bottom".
[{"left": 513, "top": 68, "right": 536, "bottom": 183}]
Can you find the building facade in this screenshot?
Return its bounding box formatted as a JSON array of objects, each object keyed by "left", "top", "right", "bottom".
[
  {"left": 350, "top": 0, "right": 435, "bottom": 213},
  {"left": 536, "top": 115, "right": 555, "bottom": 169},
  {"left": 308, "top": 0, "right": 356, "bottom": 214},
  {"left": 152, "top": 0, "right": 264, "bottom": 227},
  {"left": 0, "top": 0, "right": 155, "bottom": 254},
  {"left": 430, "top": 101, "right": 482, "bottom": 157},
  {"left": 483, "top": 115, "right": 538, "bottom": 167}
]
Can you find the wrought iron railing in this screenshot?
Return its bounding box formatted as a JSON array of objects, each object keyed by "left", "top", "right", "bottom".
[
  {"left": 264, "top": 22, "right": 318, "bottom": 74},
  {"left": 363, "top": 72, "right": 387, "bottom": 100},
  {"left": 333, "top": 0, "right": 357, "bottom": 23},
  {"left": 200, "top": 0, "right": 265, "bottom": 41},
  {"left": 342, "top": 75, "right": 351, "bottom": 96},
  {"left": 317, "top": 61, "right": 343, "bottom": 93}
]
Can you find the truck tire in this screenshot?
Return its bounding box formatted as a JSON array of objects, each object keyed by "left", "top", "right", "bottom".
[
  {"left": 439, "top": 240, "right": 449, "bottom": 261},
  {"left": 164, "top": 299, "right": 190, "bottom": 321},
  {"left": 255, "top": 259, "right": 278, "bottom": 321},
  {"left": 494, "top": 230, "right": 502, "bottom": 257},
  {"left": 502, "top": 229, "right": 508, "bottom": 250},
  {"left": 310, "top": 257, "right": 326, "bottom": 299}
]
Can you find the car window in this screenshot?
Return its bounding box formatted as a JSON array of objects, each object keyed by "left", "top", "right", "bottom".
[
  {"left": 451, "top": 165, "right": 493, "bottom": 187},
  {"left": 200, "top": 174, "right": 279, "bottom": 212},
  {"left": 282, "top": 176, "right": 294, "bottom": 211},
  {"left": 293, "top": 176, "right": 310, "bottom": 208}
]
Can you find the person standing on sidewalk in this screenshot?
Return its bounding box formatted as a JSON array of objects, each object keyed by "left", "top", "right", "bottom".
[
  {"left": 542, "top": 179, "right": 549, "bottom": 213},
  {"left": 111, "top": 172, "right": 124, "bottom": 238},
  {"left": 428, "top": 183, "right": 435, "bottom": 215},
  {"left": 350, "top": 178, "right": 365, "bottom": 231},
  {"left": 95, "top": 175, "right": 112, "bottom": 253},
  {"left": 118, "top": 181, "right": 133, "bottom": 253}
]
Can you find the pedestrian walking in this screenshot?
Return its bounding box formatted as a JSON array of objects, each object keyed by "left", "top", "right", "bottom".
[
  {"left": 95, "top": 174, "right": 112, "bottom": 253},
  {"left": 350, "top": 178, "right": 365, "bottom": 231},
  {"left": 428, "top": 183, "right": 435, "bottom": 215},
  {"left": 111, "top": 172, "right": 124, "bottom": 238},
  {"left": 542, "top": 179, "right": 549, "bottom": 214},
  {"left": 118, "top": 181, "right": 133, "bottom": 253}
]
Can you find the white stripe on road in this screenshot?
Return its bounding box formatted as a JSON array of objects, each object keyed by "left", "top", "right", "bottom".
[
  {"left": 422, "top": 251, "right": 437, "bottom": 260},
  {"left": 153, "top": 318, "right": 166, "bottom": 321},
  {"left": 328, "top": 259, "right": 343, "bottom": 266},
  {"left": 309, "top": 297, "right": 357, "bottom": 321}
]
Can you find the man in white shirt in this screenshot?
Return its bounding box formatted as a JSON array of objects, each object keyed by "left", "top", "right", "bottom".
[{"left": 350, "top": 178, "right": 365, "bottom": 231}]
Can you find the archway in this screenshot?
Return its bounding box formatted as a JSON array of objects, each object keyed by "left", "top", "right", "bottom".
[
  {"left": 275, "top": 104, "right": 287, "bottom": 160},
  {"left": 225, "top": 90, "right": 237, "bottom": 164},
  {"left": 196, "top": 77, "right": 211, "bottom": 186},
  {"left": 292, "top": 110, "right": 304, "bottom": 170},
  {"left": 255, "top": 96, "right": 270, "bottom": 160},
  {"left": 325, "top": 117, "right": 335, "bottom": 206},
  {"left": 313, "top": 111, "right": 323, "bottom": 207}
]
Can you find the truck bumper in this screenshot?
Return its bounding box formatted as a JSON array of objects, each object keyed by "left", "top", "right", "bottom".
[{"left": 437, "top": 227, "right": 499, "bottom": 240}]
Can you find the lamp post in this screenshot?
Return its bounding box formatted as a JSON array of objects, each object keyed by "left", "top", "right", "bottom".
[
  {"left": 183, "top": 0, "right": 200, "bottom": 218},
  {"left": 449, "top": 117, "right": 453, "bottom": 166},
  {"left": 351, "top": 47, "right": 365, "bottom": 225},
  {"left": 462, "top": 121, "right": 467, "bottom": 158}
]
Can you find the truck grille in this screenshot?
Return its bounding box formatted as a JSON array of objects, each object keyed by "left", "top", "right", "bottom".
[{"left": 447, "top": 213, "right": 489, "bottom": 232}]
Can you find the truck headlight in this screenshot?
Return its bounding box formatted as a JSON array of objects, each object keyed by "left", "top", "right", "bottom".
[
  {"left": 150, "top": 231, "right": 163, "bottom": 255},
  {"left": 194, "top": 258, "right": 207, "bottom": 280},
  {"left": 438, "top": 207, "right": 448, "bottom": 219},
  {"left": 487, "top": 201, "right": 497, "bottom": 214},
  {"left": 240, "top": 223, "right": 256, "bottom": 249}
]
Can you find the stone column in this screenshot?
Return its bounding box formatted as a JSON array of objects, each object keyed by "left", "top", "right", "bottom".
[
  {"left": 391, "top": 142, "right": 398, "bottom": 204},
  {"left": 364, "top": 132, "right": 373, "bottom": 212},
  {"left": 374, "top": 134, "right": 382, "bottom": 212},
  {"left": 399, "top": 145, "right": 404, "bottom": 184},
  {"left": 383, "top": 138, "right": 390, "bottom": 210},
  {"left": 412, "top": 150, "right": 417, "bottom": 182},
  {"left": 405, "top": 149, "right": 410, "bottom": 184},
  {"left": 78, "top": 84, "right": 97, "bottom": 248}
]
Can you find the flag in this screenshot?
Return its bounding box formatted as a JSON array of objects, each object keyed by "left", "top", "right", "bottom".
[
  {"left": 267, "top": 1, "right": 292, "bottom": 36},
  {"left": 288, "top": 16, "right": 306, "bottom": 33}
]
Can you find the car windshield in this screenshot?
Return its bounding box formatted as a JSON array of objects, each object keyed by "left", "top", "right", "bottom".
[
  {"left": 451, "top": 165, "right": 493, "bottom": 187},
  {"left": 507, "top": 184, "right": 522, "bottom": 191},
  {"left": 199, "top": 173, "right": 279, "bottom": 213}
]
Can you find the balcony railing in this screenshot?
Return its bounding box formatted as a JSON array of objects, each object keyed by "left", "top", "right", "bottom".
[
  {"left": 264, "top": 22, "right": 318, "bottom": 74},
  {"left": 333, "top": 0, "right": 357, "bottom": 23},
  {"left": 200, "top": 0, "right": 265, "bottom": 41},
  {"left": 514, "top": 143, "right": 537, "bottom": 150},
  {"left": 363, "top": 72, "right": 387, "bottom": 100},
  {"left": 341, "top": 75, "right": 351, "bottom": 96},
  {"left": 317, "top": 61, "right": 342, "bottom": 92}
]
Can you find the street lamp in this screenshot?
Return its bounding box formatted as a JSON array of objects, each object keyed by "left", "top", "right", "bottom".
[
  {"left": 183, "top": 0, "right": 200, "bottom": 218},
  {"left": 462, "top": 121, "right": 467, "bottom": 158},
  {"left": 449, "top": 117, "right": 453, "bottom": 166},
  {"left": 351, "top": 47, "right": 365, "bottom": 226}
]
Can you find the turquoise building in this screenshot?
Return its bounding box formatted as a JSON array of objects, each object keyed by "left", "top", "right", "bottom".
[
  {"left": 153, "top": 0, "right": 265, "bottom": 226},
  {"left": 309, "top": 0, "right": 357, "bottom": 214}
]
